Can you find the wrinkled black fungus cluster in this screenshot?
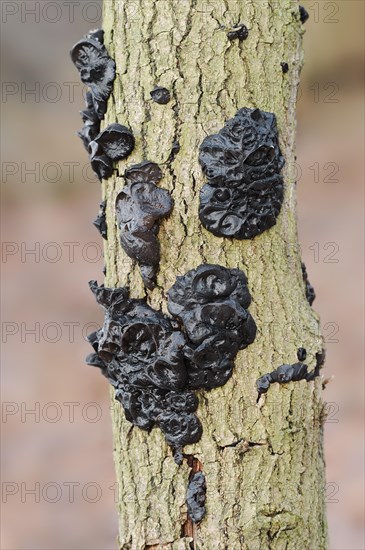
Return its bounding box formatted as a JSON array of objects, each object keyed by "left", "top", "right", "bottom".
[
  {"left": 89, "top": 123, "right": 135, "bottom": 181},
  {"left": 86, "top": 281, "right": 202, "bottom": 450},
  {"left": 168, "top": 265, "right": 257, "bottom": 389},
  {"left": 301, "top": 262, "right": 316, "bottom": 305},
  {"left": 227, "top": 24, "right": 249, "bottom": 41},
  {"left": 256, "top": 347, "right": 325, "bottom": 399},
  {"left": 70, "top": 29, "right": 115, "bottom": 119},
  {"left": 299, "top": 5, "right": 309, "bottom": 24},
  {"left": 93, "top": 201, "right": 107, "bottom": 240},
  {"left": 150, "top": 86, "right": 171, "bottom": 105},
  {"left": 86, "top": 265, "right": 256, "bottom": 454},
  {"left": 115, "top": 161, "right": 173, "bottom": 289},
  {"left": 71, "top": 30, "right": 135, "bottom": 181},
  {"left": 186, "top": 471, "right": 206, "bottom": 523},
  {"left": 199, "top": 108, "right": 285, "bottom": 239}
]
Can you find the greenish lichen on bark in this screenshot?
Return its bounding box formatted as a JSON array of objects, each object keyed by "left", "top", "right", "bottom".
[{"left": 100, "top": 0, "right": 328, "bottom": 548}]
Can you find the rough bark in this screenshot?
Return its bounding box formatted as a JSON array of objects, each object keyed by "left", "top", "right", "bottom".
[{"left": 101, "top": 1, "right": 328, "bottom": 548}]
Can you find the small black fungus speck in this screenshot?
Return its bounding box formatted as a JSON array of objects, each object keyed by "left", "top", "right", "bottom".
[
  {"left": 93, "top": 201, "right": 107, "bottom": 240},
  {"left": 150, "top": 86, "right": 171, "bottom": 105},
  {"left": 168, "top": 141, "right": 180, "bottom": 163},
  {"left": 115, "top": 161, "right": 173, "bottom": 289},
  {"left": 199, "top": 108, "right": 284, "bottom": 239},
  {"left": 297, "top": 347, "right": 307, "bottom": 362},
  {"left": 186, "top": 471, "right": 206, "bottom": 523},
  {"left": 281, "top": 62, "right": 289, "bottom": 74},
  {"left": 301, "top": 262, "right": 316, "bottom": 306},
  {"left": 299, "top": 5, "right": 309, "bottom": 24},
  {"left": 227, "top": 24, "right": 249, "bottom": 41}
]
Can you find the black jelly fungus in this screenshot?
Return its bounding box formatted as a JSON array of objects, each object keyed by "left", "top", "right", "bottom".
[
  {"left": 199, "top": 108, "right": 285, "bottom": 239},
  {"left": 70, "top": 28, "right": 116, "bottom": 119},
  {"left": 299, "top": 5, "right": 309, "bottom": 24},
  {"left": 150, "top": 86, "right": 171, "bottom": 105},
  {"left": 87, "top": 280, "right": 202, "bottom": 447},
  {"left": 168, "top": 264, "right": 256, "bottom": 389},
  {"left": 94, "top": 123, "right": 135, "bottom": 161},
  {"left": 93, "top": 201, "right": 107, "bottom": 240},
  {"left": 281, "top": 62, "right": 289, "bottom": 74},
  {"left": 87, "top": 264, "right": 256, "bottom": 452},
  {"left": 115, "top": 161, "right": 173, "bottom": 289},
  {"left": 256, "top": 348, "right": 325, "bottom": 399},
  {"left": 78, "top": 91, "right": 101, "bottom": 151},
  {"left": 186, "top": 471, "right": 206, "bottom": 523},
  {"left": 301, "top": 262, "right": 316, "bottom": 305},
  {"left": 227, "top": 24, "right": 249, "bottom": 41},
  {"left": 88, "top": 123, "right": 135, "bottom": 181},
  {"left": 90, "top": 152, "right": 114, "bottom": 182},
  {"left": 297, "top": 347, "right": 307, "bottom": 362}
]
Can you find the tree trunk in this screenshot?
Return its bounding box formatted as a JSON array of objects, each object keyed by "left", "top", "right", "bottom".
[{"left": 101, "top": 0, "right": 327, "bottom": 548}]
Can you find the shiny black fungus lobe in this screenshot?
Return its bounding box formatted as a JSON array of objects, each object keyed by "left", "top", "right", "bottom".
[
  {"left": 227, "top": 24, "right": 249, "bottom": 41},
  {"left": 70, "top": 29, "right": 116, "bottom": 119},
  {"left": 93, "top": 201, "right": 107, "bottom": 240},
  {"left": 115, "top": 161, "right": 173, "bottom": 289},
  {"left": 199, "top": 108, "right": 285, "bottom": 239},
  {"left": 88, "top": 124, "right": 135, "bottom": 181},
  {"left": 256, "top": 348, "right": 324, "bottom": 399},
  {"left": 186, "top": 472, "right": 206, "bottom": 523},
  {"left": 93, "top": 123, "right": 135, "bottom": 161},
  {"left": 78, "top": 91, "right": 101, "bottom": 150},
  {"left": 86, "top": 281, "right": 202, "bottom": 448},
  {"left": 301, "top": 262, "right": 316, "bottom": 305},
  {"left": 168, "top": 264, "right": 256, "bottom": 389},
  {"left": 299, "top": 5, "right": 309, "bottom": 24},
  {"left": 150, "top": 86, "right": 171, "bottom": 105}
]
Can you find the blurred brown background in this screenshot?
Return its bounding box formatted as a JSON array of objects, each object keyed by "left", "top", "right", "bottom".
[{"left": 1, "top": 1, "right": 364, "bottom": 548}]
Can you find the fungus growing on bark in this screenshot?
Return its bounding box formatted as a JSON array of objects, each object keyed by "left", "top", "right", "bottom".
[
  {"left": 93, "top": 201, "right": 107, "bottom": 240},
  {"left": 89, "top": 141, "right": 114, "bottom": 181},
  {"left": 88, "top": 123, "right": 135, "bottom": 181},
  {"left": 78, "top": 91, "right": 101, "bottom": 150},
  {"left": 93, "top": 123, "right": 135, "bottom": 161},
  {"left": 301, "top": 262, "right": 316, "bottom": 305},
  {"left": 70, "top": 29, "right": 116, "bottom": 119},
  {"left": 199, "top": 108, "right": 285, "bottom": 239},
  {"left": 150, "top": 86, "right": 171, "bottom": 105},
  {"left": 86, "top": 265, "right": 256, "bottom": 451},
  {"left": 115, "top": 161, "right": 173, "bottom": 289},
  {"left": 186, "top": 471, "right": 206, "bottom": 523},
  {"left": 299, "top": 5, "right": 310, "bottom": 24},
  {"left": 281, "top": 62, "right": 289, "bottom": 73},
  {"left": 256, "top": 347, "right": 323, "bottom": 400},
  {"left": 297, "top": 347, "right": 307, "bottom": 362},
  {"left": 227, "top": 24, "right": 249, "bottom": 41},
  {"left": 168, "top": 264, "right": 256, "bottom": 389},
  {"left": 86, "top": 281, "right": 202, "bottom": 449}
]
